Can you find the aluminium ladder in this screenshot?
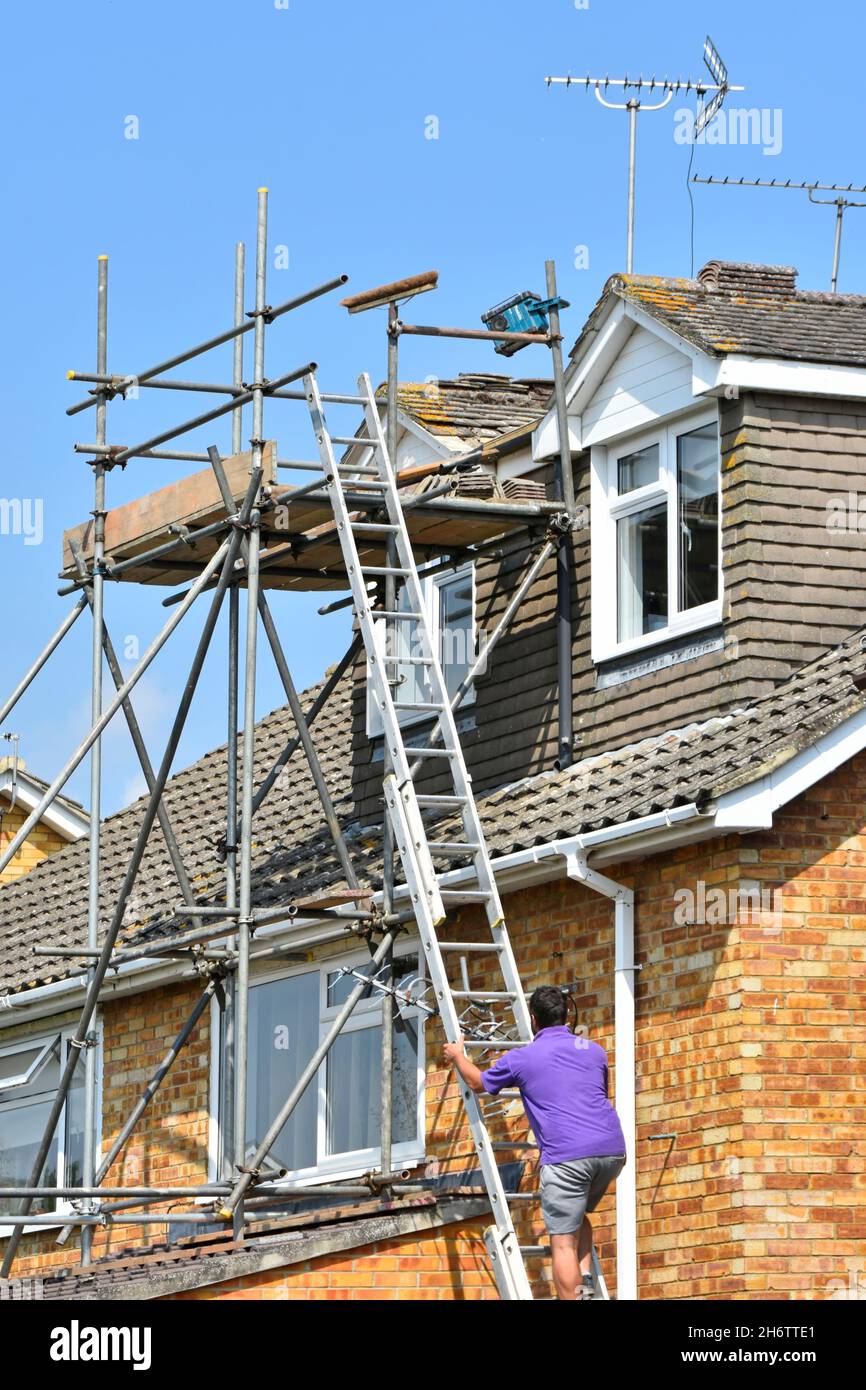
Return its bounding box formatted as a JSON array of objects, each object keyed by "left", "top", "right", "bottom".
[{"left": 305, "top": 370, "right": 607, "bottom": 1301}]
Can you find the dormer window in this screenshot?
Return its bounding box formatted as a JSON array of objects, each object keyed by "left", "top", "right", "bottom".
[
  {"left": 592, "top": 409, "right": 721, "bottom": 661},
  {"left": 367, "top": 563, "right": 475, "bottom": 737}
]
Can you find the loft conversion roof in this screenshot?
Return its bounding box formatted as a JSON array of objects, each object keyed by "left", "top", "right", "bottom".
[
  {"left": 3, "top": 626, "right": 866, "bottom": 1000},
  {"left": 379, "top": 374, "right": 553, "bottom": 444},
  {"left": 572, "top": 260, "right": 866, "bottom": 368}
]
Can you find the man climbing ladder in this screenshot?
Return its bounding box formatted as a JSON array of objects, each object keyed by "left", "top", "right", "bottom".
[{"left": 445, "top": 985, "right": 626, "bottom": 1300}]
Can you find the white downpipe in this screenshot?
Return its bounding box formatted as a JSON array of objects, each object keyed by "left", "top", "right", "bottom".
[{"left": 564, "top": 850, "right": 638, "bottom": 1302}]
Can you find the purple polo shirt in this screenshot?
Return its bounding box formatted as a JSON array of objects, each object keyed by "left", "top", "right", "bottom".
[{"left": 480, "top": 1026, "right": 626, "bottom": 1166}]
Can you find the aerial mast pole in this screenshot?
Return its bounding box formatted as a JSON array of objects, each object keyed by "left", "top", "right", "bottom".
[{"left": 546, "top": 37, "right": 744, "bottom": 274}]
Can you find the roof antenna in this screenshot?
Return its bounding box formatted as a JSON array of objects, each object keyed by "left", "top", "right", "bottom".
[
  {"left": 691, "top": 176, "right": 866, "bottom": 292},
  {"left": 545, "top": 36, "right": 743, "bottom": 274}
]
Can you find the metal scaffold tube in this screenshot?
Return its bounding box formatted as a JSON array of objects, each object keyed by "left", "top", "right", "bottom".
[
  {"left": 65, "top": 274, "right": 348, "bottom": 418},
  {"left": 0, "top": 196, "right": 579, "bottom": 1299},
  {"left": 0, "top": 537, "right": 233, "bottom": 879},
  {"left": 230, "top": 187, "right": 268, "bottom": 1241},
  {"left": 0, "top": 474, "right": 258, "bottom": 1276},
  {"left": 69, "top": 539, "right": 203, "bottom": 925},
  {"left": 0, "top": 598, "right": 87, "bottom": 726},
  {"left": 81, "top": 255, "right": 108, "bottom": 1264}
]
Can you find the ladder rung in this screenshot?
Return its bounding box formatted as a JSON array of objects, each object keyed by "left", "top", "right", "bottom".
[
  {"left": 336, "top": 464, "right": 379, "bottom": 475},
  {"left": 408, "top": 747, "right": 453, "bottom": 758},
  {"left": 375, "top": 610, "right": 422, "bottom": 619},
  {"left": 464, "top": 1038, "right": 530, "bottom": 1048},
  {"left": 492, "top": 1143, "right": 538, "bottom": 1151},
  {"left": 502, "top": 1192, "right": 538, "bottom": 1201},
  {"left": 438, "top": 889, "right": 492, "bottom": 901},
  {"left": 397, "top": 702, "right": 445, "bottom": 713},
  {"left": 331, "top": 434, "right": 377, "bottom": 446},
  {"left": 452, "top": 989, "right": 517, "bottom": 1000},
  {"left": 361, "top": 565, "right": 411, "bottom": 575},
  {"left": 438, "top": 941, "right": 503, "bottom": 952},
  {"left": 381, "top": 655, "right": 433, "bottom": 665},
  {"left": 341, "top": 480, "right": 388, "bottom": 490},
  {"left": 518, "top": 1246, "right": 550, "bottom": 1257},
  {"left": 429, "top": 841, "right": 480, "bottom": 854},
  {"left": 352, "top": 523, "right": 399, "bottom": 533},
  {"left": 416, "top": 794, "right": 466, "bottom": 806}
]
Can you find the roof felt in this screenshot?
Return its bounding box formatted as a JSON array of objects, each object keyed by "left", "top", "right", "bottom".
[
  {"left": 572, "top": 260, "right": 866, "bottom": 368},
  {"left": 2, "top": 628, "right": 866, "bottom": 1000},
  {"left": 381, "top": 374, "right": 552, "bottom": 443}
]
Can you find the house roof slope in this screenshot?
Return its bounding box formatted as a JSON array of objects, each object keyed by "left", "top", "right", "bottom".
[
  {"left": 571, "top": 260, "right": 866, "bottom": 368},
  {"left": 3, "top": 628, "right": 866, "bottom": 1000}
]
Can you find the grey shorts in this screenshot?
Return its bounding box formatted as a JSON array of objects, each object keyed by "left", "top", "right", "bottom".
[{"left": 540, "top": 1154, "right": 626, "bottom": 1235}]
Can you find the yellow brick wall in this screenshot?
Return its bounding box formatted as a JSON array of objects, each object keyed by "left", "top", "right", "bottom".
[{"left": 0, "top": 803, "right": 67, "bottom": 884}]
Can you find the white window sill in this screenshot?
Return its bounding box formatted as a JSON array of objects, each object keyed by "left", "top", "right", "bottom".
[
  {"left": 592, "top": 605, "right": 722, "bottom": 666},
  {"left": 0, "top": 1217, "right": 67, "bottom": 1238},
  {"left": 202, "top": 1149, "right": 427, "bottom": 1204}
]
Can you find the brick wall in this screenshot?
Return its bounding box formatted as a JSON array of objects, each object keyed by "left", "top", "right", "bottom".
[
  {"left": 165, "top": 1218, "right": 500, "bottom": 1301},
  {"left": 0, "top": 804, "right": 66, "bottom": 885},
  {"left": 5, "top": 980, "right": 212, "bottom": 1277},
  {"left": 4, "top": 755, "right": 866, "bottom": 1298}
]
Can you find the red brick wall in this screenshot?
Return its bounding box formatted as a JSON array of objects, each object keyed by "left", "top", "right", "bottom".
[
  {"left": 6, "top": 979, "right": 212, "bottom": 1277},
  {"left": 166, "top": 1218, "right": 500, "bottom": 1301},
  {"left": 4, "top": 754, "right": 866, "bottom": 1298}
]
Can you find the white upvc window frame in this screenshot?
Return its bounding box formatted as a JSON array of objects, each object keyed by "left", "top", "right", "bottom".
[
  {"left": 590, "top": 405, "right": 722, "bottom": 664},
  {"left": 211, "top": 939, "right": 426, "bottom": 1188},
  {"left": 366, "top": 562, "right": 476, "bottom": 738},
  {"left": 0, "top": 1024, "right": 103, "bottom": 1236}
]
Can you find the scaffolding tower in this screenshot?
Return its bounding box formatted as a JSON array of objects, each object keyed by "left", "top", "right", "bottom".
[{"left": 0, "top": 189, "right": 585, "bottom": 1298}]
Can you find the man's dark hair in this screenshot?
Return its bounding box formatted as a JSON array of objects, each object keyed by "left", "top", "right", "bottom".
[{"left": 529, "top": 985, "right": 568, "bottom": 1029}]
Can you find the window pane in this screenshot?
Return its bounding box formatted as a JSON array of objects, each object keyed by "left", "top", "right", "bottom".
[
  {"left": 438, "top": 572, "right": 473, "bottom": 700},
  {"left": 244, "top": 973, "right": 319, "bottom": 1174},
  {"left": 326, "top": 1021, "right": 418, "bottom": 1157},
  {"left": 64, "top": 1043, "right": 86, "bottom": 1190},
  {"left": 327, "top": 953, "right": 420, "bottom": 1011},
  {"left": 327, "top": 959, "right": 378, "bottom": 1009},
  {"left": 0, "top": 1038, "right": 59, "bottom": 1095},
  {"left": 677, "top": 422, "right": 719, "bottom": 611},
  {"left": 0, "top": 1099, "right": 60, "bottom": 1216},
  {"left": 392, "top": 583, "right": 429, "bottom": 722},
  {"left": 617, "top": 443, "right": 659, "bottom": 495},
  {"left": 617, "top": 503, "right": 668, "bottom": 641}
]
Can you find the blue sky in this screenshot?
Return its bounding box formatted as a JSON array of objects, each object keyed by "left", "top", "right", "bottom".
[{"left": 1, "top": 0, "right": 863, "bottom": 814}]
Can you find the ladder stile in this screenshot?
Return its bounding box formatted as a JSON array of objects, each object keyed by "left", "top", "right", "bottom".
[{"left": 302, "top": 367, "right": 578, "bottom": 1302}]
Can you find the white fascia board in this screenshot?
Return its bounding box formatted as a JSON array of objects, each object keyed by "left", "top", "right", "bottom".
[
  {"left": 700, "top": 354, "right": 866, "bottom": 401},
  {"left": 531, "top": 407, "right": 582, "bottom": 462},
  {"left": 0, "top": 772, "right": 88, "bottom": 842},
  {"left": 532, "top": 296, "right": 723, "bottom": 460},
  {"left": 714, "top": 702, "right": 866, "bottom": 828},
  {"left": 532, "top": 299, "right": 628, "bottom": 459}
]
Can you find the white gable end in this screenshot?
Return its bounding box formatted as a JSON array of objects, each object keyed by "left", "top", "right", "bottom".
[{"left": 581, "top": 322, "right": 695, "bottom": 447}]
